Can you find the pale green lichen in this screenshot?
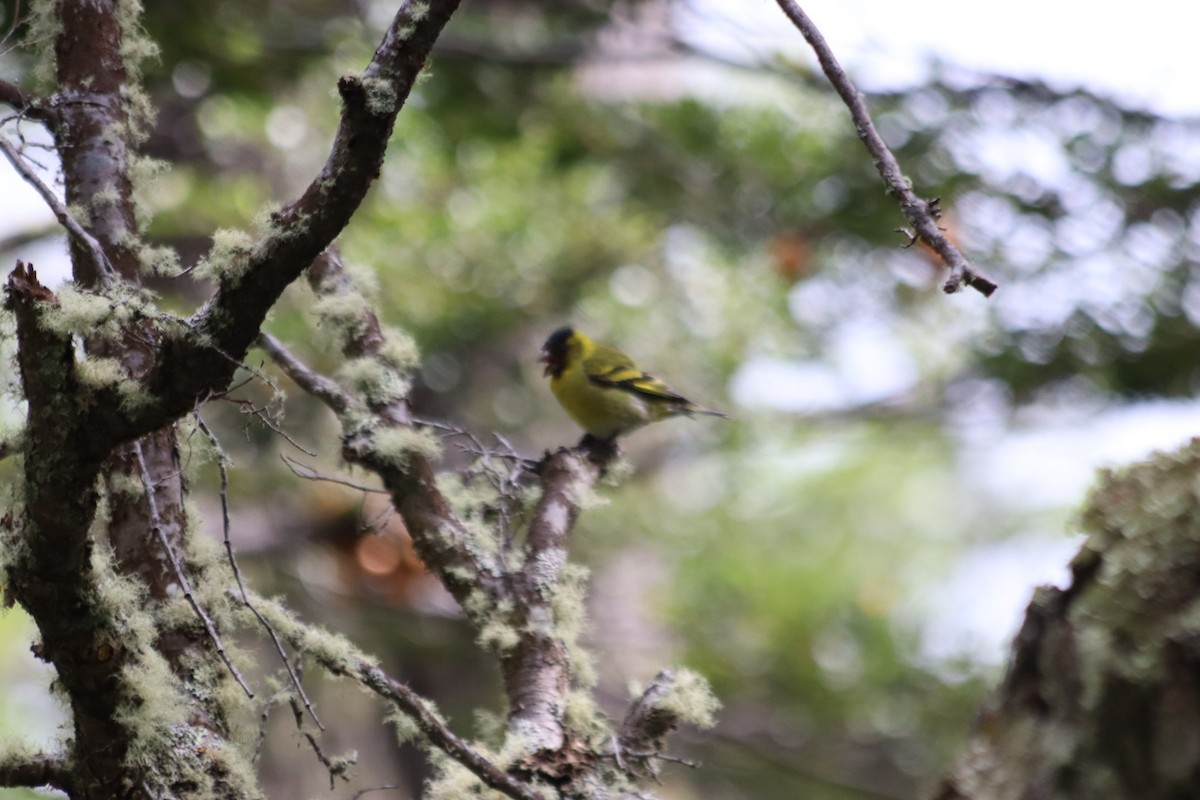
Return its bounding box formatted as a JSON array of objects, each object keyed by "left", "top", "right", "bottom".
[
  {"left": 380, "top": 327, "right": 421, "bottom": 370},
  {"left": 117, "top": 377, "right": 157, "bottom": 413},
  {"left": 373, "top": 426, "right": 442, "bottom": 470},
  {"left": 549, "top": 563, "right": 596, "bottom": 689},
  {"left": 250, "top": 592, "right": 378, "bottom": 674},
  {"left": 43, "top": 284, "right": 149, "bottom": 340},
  {"left": 137, "top": 243, "right": 183, "bottom": 277},
  {"left": 564, "top": 689, "right": 608, "bottom": 739},
  {"left": 90, "top": 536, "right": 157, "bottom": 650},
  {"left": 408, "top": 1, "right": 431, "bottom": 21},
  {"left": 656, "top": 668, "right": 720, "bottom": 729},
  {"left": 600, "top": 456, "right": 634, "bottom": 487},
  {"left": 311, "top": 292, "right": 373, "bottom": 348},
  {"left": 25, "top": 0, "right": 61, "bottom": 88},
  {"left": 75, "top": 356, "right": 126, "bottom": 390},
  {"left": 435, "top": 473, "right": 502, "bottom": 556},
  {"left": 106, "top": 470, "right": 146, "bottom": 499},
  {"left": 115, "top": 652, "right": 192, "bottom": 765},
  {"left": 130, "top": 156, "right": 172, "bottom": 229},
  {"left": 425, "top": 751, "right": 509, "bottom": 800},
  {"left": 361, "top": 76, "right": 399, "bottom": 117},
  {"left": 336, "top": 357, "right": 410, "bottom": 406},
  {"left": 477, "top": 611, "right": 520, "bottom": 654},
  {"left": 194, "top": 228, "right": 257, "bottom": 285},
  {"left": 91, "top": 185, "right": 122, "bottom": 208},
  {"left": 384, "top": 705, "right": 423, "bottom": 747}
]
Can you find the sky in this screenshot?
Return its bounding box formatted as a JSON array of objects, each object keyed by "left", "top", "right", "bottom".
[{"left": 689, "top": 0, "right": 1200, "bottom": 117}]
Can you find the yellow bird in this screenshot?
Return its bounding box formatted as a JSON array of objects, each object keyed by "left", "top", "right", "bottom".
[{"left": 538, "top": 326, "right": 728, "bottom": 441}]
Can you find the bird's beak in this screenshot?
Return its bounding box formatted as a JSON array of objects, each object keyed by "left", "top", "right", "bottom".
[{"left": 538, "top": 349, "right": 552, "bottom": 377}]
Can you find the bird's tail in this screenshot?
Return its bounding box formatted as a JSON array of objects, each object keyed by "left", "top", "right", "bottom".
[{"left": 687, "top": 405, "right": 731, "bottom": 420}]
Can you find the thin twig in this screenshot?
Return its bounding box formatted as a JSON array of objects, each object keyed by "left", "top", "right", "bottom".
[
  {"left": 131, "top": 439, "right": 254, "bottom": 698},
  {"left": 0, "top": 0, "right": 22, "bottom": 50},
  {"left": 192, "top": 411, "right": 324, "bottom": 730},
  {"left": 281, "top": 453, "right": 389, "bottom": 494},
  {"left": 772, "top": 0, "right": 997, "bottom": 297},
  {"left": 0, "top": 135, "right": 115, "bottom": 283},
  {"left": 252, "top": 682, "right": 293, "bottom": 763},
  {"left": 606, "top": 751, "right": 699, "bottom": 769},
  {"left": 225, "top": 395, "right": 318, "bottom": 456},
  {"left": 292, "top": 696, "right": 353, "bottom": 789}
]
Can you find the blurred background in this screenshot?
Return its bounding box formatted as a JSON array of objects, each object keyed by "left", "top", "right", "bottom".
[{"left": 2, "top": 0, "right": 1200, "bottom": 798}]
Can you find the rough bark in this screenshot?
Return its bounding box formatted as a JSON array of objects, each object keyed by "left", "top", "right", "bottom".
[
  {"left": 2, "top": 1, "right": 466, "bottom": 797},
  {"left": 936, "top": 438, "right": 1200, "bottom": 800}
]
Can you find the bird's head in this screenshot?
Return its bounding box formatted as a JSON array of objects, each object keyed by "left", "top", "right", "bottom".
[{"left": 539, "top": 326, "right": 577, "bottom": 378}]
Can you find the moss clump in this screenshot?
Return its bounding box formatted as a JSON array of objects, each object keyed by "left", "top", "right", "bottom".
[
  {"left": 655, "top": 668, "right": 720, "bottom": 730},
  {"left": 43, "top": 284, "right": 152, "bottom": 341},
  {"left": 372, "top": 426, "right": 443, "bottom": 470},
  {"left": 361, "top": 76, "right": 399, "bottom": 116},
  {"left": 194, "top": 229, "right": 257, "bottom": 285},
  {"left": 336, "top": 357, "right": 410, "bottom": 407},
  {"left": 312, "top": 292, "right": 373, "bottom": 349}
]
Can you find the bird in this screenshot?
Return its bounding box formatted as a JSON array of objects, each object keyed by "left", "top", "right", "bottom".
[{"left": 538, "top": 326, "right": 728, "bottom": 441}]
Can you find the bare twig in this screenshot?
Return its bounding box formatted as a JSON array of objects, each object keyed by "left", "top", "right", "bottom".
[
  {"left": 0, "top": 135, "right": 114, "bottom": 282},
  {"left": 131, "top": 439, "right": 254, "bottom": 698},
  {"left": 192, "top": 411, "right": 324, "bottom": 730},
  {"left": 225, "top": 394, "right": 318, "bottom": 456},
  {"left": 281, "top": 454, "right": 389, "bottom": 494},
  {"left": 292, "top": 697, "right": 353, "bottom": 788},
  {"left": 772, "top": 0, "right": 997, "bottom": 296}
]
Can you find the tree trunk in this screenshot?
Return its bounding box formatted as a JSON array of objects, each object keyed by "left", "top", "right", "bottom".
[{"left": 936, "top": 438, "right": 1200, "bottom": 800}]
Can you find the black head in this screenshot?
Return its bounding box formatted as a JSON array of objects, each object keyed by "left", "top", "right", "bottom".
[{"left": 539, "top": 326, "right": 575, "bottom": 378}]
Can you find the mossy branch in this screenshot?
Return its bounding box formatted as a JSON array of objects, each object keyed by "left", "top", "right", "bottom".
[
  {"left": 98, "top": 0, "right": 464, "bottom": 446},
  {"left": 263, "top": 249, "right": 626, "bottom": 770},
  {"left": 244, "top": 591, "right": 542, "bottom": 800},
  {"left": 0, "top": 748, "right": 75, "bottom": 794}
]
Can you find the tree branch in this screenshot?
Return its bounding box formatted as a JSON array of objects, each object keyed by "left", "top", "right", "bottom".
[
  {"left": 500, "top": 439, "right": 615, "bottom": 752},
  {"left": 246, "top": 591, "right": 543, "bottom": 800},
  {"left": 773, "top": 0, "right": 997, "bottom": 296},
  {"left": 263, "top": 250, "right": 619, "bottom": 766},
  {"left": 0, "top": 749, "right": 75, "bottom": 793},
  {"left": 257, "top": 257, "right": 505, "bottom": 608},
  {"left": 257, "top": 332, "right": 352, "bottom": 415},
  {"left": 0, "top": 135, "right": 116, "bottom": 282},
  {"left": 0, "top": 79, "right": 56, "bottom": 125},
  {"left": 105, "top": 0, "right": 463, "bottom": 445}
]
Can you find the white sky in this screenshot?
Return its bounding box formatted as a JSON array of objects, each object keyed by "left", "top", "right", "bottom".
[{"left": 689, "top": 0, "right": 1200, "bottom": 117}]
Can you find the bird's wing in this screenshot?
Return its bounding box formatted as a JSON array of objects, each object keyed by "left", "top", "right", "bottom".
[{"left": 585, "top": 345, "right": 690, "bottom": 404}]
